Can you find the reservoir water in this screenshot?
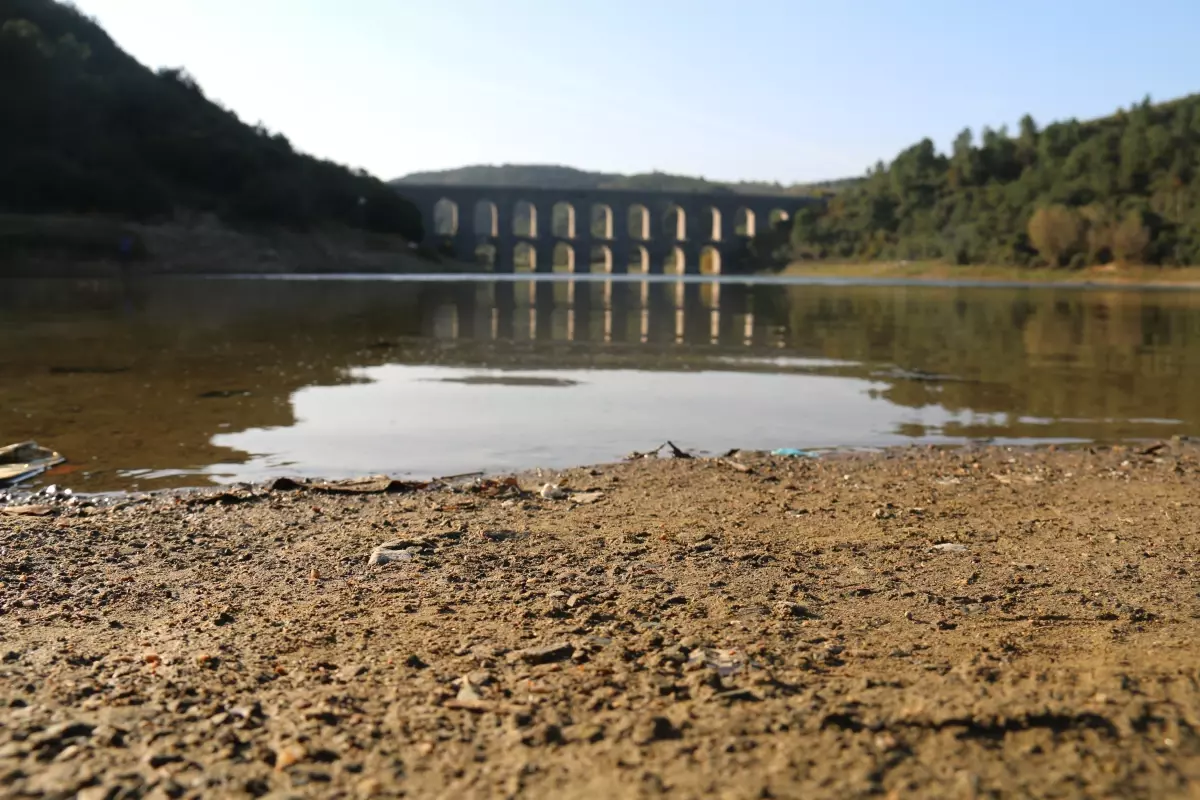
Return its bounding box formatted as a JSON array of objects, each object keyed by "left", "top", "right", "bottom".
[{"left": 2, "top": 275, "right": 1198, "bottom": 491}]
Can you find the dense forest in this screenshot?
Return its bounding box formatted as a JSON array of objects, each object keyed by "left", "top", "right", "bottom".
[
  {"left": 0, "top": 0, "right": 422, "bottom": 239},
  {"left": 395, "top": 164, "right": 857, "bottom": 197},
  {"left": 786, "top": 95, "right": 1200, "bottom": 268}
]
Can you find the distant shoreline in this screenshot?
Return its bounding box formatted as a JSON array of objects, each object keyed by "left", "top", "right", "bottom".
[{"left": 780, "top": 260, "right": 1200, "bottom": 288}]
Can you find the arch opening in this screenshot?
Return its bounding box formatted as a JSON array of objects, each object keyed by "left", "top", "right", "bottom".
[
  {"left": 514, "top": 242, "right": 536, "bottom": 273},
  {"left": 768, "top": 208, "right": 790, "bottom": 229},
  {"left": 591, "top": 204, "right": 613, "bottom": 239},
  {"left": 700, "top": 245, "right": 721, "bottom": 275},
  {"left": 664, "top": 246, "right": 686, "bottom": 275},
  {"left": 734, "top": 207, "right": 756, "bottom": 237},
  {"left": 590, "top": 244, "right": 613, "bottom": 273},
  {"left": 627, "top": 244, "right": 649, "bottom": 274},
  {"left": 473, "top": 200, "right": 498, "bottom": 237},
  {"left": 513, "top": 201, "right": 537, "bottom": 238},
  {"left": 433, "top": 198, "right": 459, "bottom": 235},
  {"left": 553, "top": 242, "right": 575, "bottom": 273},
  {"left": 474, "top": 243, "right": 497, "bottom": 270},
  {"left": 701, "top": 206, "right": 722, "bottom": 242},
  {"left": 662, "top": 205, "right": 686, "bottom": 241},
  {"left": 551, "top": 202, "right": 576, "bottom": 239},
  {"left": 627, "top": 204, "right": 650, "bottom": 241}
]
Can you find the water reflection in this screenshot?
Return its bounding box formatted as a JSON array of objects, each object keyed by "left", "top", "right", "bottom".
[{"left": 1, "top": 276, "right": 1197, "bottom": 491}]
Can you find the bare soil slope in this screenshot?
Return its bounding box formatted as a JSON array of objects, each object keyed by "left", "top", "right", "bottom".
[{"left": 2, "top": 444, "right": 1198, "bottom": 798}]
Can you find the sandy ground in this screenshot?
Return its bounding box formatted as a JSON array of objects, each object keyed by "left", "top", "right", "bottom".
[{"left": 1, "top": 443, "right": 1198, "bottom": 799}]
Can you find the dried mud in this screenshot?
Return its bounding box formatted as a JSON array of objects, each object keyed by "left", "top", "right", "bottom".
[{"left": 2, "top": 444, "right": 1199, "bottom": 799}]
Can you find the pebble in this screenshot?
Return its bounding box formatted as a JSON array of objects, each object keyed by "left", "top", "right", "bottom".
[
  {"left": 932, "top": 543, "right": 970, "bottom": 553},
  {"left": 511, "top": 641, "right": 575, "bottom": 665},
  {"left": 367, "top": 542, "right": 417, "bottom": 566},
  {"left": 772, "top": 601, "right": 815, "bottom": 619},
  {"left": 634, "top": 715, "right": 682, "bottom": 744},
  {"left": 540, "top": 483, "right": 568, "bottom": 500}
]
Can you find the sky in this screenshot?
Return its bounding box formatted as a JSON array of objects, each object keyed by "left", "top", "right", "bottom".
[{"left": 74, "top": 0, "right": 1200, "bottom": 185}]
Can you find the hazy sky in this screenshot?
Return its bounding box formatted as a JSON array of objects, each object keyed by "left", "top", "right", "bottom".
[{"left": 74, "top": 0, "right": 1200, "bottom": 184}]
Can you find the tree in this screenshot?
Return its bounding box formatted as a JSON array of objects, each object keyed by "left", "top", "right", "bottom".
[
  {"left": 1026, "top": 206, "right": 1084, "bottom": 267},
  {"left": 1111, "top": 211, "right": 1151, "bottom": 264},
  {"left": 778, "top": 91, "right": 1200, "bottom": 269},
  {"left": 0, "top": 0, "right": 423, "bottom": 241}
]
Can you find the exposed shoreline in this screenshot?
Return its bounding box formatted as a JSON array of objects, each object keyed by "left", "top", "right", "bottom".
[
  {"left": 783, "top": 259, "right": 1200, "bottom": 287},
  {"left": 0, "top": 213, "right": 475, "bottom": 278},
  {"left": 1, "top": 443, "right": 1197, "bottom": 798}
]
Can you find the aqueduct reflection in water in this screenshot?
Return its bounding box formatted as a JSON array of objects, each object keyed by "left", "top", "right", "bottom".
[{"left": 424, "top": 281, "right": 786, "bottom": 348}]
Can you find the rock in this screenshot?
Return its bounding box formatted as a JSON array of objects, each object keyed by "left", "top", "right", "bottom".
[
  {"left": 540, "top": 483, "right": 568, "bottom": 500},
  {"left": 337, "top": 664, "right": 368, "bottom": 681},
  {"left": 32, "top": 721, "right": 95, "bottom": 749},
  {"left": 368, "top": 542, "right": 417, "bottom": 566},
  {"left": 687, "top": 648, "right": 744, "bottom": 676},
  {"left": 356, "top": 777, "right": 385, "bottom": 797},
  {"left": 534, "top": 723, "right": 565, "bottom": 746},
  {"left": 570, "top": 490, "right": 605, "bottom": 505},
  {"left": 772, "top": 601, "right": 815, "bottom": 619},
  {"left": 511, "top": 641, "right": 575, "bottom": 665},
  {"left": 144, "top": 751, "right": 184, "bottom": 768},
  {"left": 456, "top": 682, "right": 484, "bottom": 703},
  {"left": 634, "top": 715, "right": 682, "bottom": 744},
  {"left": 710, "top": 687, "right": 762, "bottom": 703},
  {"left": 1, "top": 504, "right": 53, "bottom": 517},
  {"left": 932, "top": 543, "right": 969, "bottom": 553}
]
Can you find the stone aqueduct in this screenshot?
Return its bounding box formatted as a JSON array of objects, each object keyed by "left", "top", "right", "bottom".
[{"left": 394, "top": 184, "right": 820, "bottom": 274}]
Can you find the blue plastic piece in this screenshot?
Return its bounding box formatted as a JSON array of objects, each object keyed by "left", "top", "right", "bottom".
[{"left": 771, "top": 448, "right": 817, "bottom": 458}]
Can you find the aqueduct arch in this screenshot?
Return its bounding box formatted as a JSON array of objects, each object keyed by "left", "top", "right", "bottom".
[{"left": 397, "top": 184, "right": 820, "bottom": 274}]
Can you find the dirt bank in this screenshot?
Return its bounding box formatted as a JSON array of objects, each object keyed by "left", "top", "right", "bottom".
[
  {"left": 1, "top": 443, "right": 1198, "bottom": 798},
  {"left": 0, "top": 213, "right": 470, "bottom": 278}
]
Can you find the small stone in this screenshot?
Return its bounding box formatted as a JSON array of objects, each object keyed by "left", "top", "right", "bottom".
[
  {"left": 570, "top": 491, "right": 605, "bottom": 505},
  {"left": 144, "top": 752, "right": 184, "bottom": 768},
  {"left": 338, "top": 664, "right": 368, "bottom": 681},
  {"left": 540, "top": 483, "right": 568, "bottom": 500},
  {"left": 932, "top": 543, "right": 969, "bottom": 553},
  {"left": 465, "top": 669, "right": 492, "bottom": 686},
  {"left": 456, "top": 682, "right": 483, "bottom": 702},
  {"left": 511, "top": 641, "right": 574, "bottom": 665},
  {"left": 357, "top": 777, "right": 384, "bottom": 797},
  {"left": 275, "top": 744, "right": 305, "bottom": 771},
  {"left": 368, "top": 544, "right": 416, "bottom": 566},
  {"left": 634, "top": 715, "right": 682, "bottom": 744},
  {"left": 1, "top": 505, "right": 53, "bottom": 517},
  {"left": 772, "top": 601, "right": 815, "bottom": 619},
  {"left": 539, "top": 723, "right": 565, "bottom": 746}
]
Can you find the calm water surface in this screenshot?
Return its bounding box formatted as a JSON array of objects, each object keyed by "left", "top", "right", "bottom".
[{"left": 2, "top": 275, "right": 1199, "bottom": 492}]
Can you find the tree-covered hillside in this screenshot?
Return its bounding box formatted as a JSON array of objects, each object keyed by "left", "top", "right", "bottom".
[
  {"left": 394, "top": 164, "right": 858, "bottom": 197},
  {"left": 0, "top": 0, "right": 422, "bottom": 239},
  {"left": 789, "top": 95, "right": 1200, "bottom": 267}
]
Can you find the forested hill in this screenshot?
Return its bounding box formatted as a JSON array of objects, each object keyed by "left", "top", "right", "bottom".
[
  {"left": 0, "top": 0, "right": 422, "bottom": 239},
  {"left": 393, "top": 164, "right": 858, "bottom": 196},
  {"left": 789, "top": 94, "right": 1200, "bottom": 267}
]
